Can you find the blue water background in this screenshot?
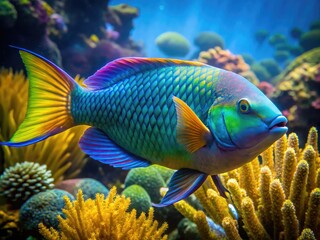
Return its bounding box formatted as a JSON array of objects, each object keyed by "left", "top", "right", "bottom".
[{"left": 110, "top": 0, "right": 320, "bottom": 60}]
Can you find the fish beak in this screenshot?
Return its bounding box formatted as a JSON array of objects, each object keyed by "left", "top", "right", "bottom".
[{"left": 268, "top": 115, "right": 288, "bottom": 134}]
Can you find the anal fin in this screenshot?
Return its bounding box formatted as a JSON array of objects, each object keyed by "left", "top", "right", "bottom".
[
  {"left": 152, "top": 168, "right": 207, "bottom": 207},
  {"left": 79, "top": 127, "right": 150, "bottom": 170}
]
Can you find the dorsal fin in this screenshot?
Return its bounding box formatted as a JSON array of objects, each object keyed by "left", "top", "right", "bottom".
[{"left": 84, "top": 57, "right": 205, "bottom": 90}]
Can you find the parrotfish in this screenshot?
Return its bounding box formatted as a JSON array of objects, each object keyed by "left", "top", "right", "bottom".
[{"left": 0, "top": 47, "right": 288, "bottom": 207}]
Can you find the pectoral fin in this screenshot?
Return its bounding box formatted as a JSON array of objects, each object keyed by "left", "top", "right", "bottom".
[
  {"left": 173, "top": 96, "right": 212, "bottom": 153},
  {"left": 79, "top": 127, "right": 150, "bottom": 170},
  {"left": 152, "top": 168, "right": 207, "bottom": 207}
]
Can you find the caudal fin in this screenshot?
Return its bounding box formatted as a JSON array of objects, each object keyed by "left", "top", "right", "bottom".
[{"left": 0, "top": 47, "right": 78, "bottom": 147}]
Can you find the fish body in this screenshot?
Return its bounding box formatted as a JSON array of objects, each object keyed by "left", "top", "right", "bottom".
[{"left": 0, "top": 48, "right": 288, "bottom": 206}]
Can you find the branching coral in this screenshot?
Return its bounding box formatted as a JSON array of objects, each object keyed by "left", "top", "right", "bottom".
[
  {"left": 0, "top": 68, "right": 88, "bottom": 182},
  {"left": 39, "top": 187, "right": 168, "bottom": 240},
  {"left": 197, "top": 47, "right": 259, "bottom": 85},
  {"left": 173, "top": 127, "right": 320, "bottom": 239}
]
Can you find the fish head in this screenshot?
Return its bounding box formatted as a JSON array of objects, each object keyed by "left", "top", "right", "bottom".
[{"left": 207, "top": 72, "right": 287, "bottom": 154}]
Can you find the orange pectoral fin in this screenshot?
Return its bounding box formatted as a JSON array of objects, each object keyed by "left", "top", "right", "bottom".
[{"left": 172, "top": 96, "right": 212, "bottom": 153}]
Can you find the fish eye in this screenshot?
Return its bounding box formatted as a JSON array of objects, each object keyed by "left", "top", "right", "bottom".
[{"left": 238, "top": 98, "right": 251, "bottom": 113}]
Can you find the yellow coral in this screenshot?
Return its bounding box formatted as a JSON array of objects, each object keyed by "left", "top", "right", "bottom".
[
  {"left": 173, "top": 127, "right": 320, "bottom": 239},
  {"left": 0, "top": 69, "right": 88, "bottom": 182},
  {"left": 39, "top": 187, "right": 168, "bottom": 240}
]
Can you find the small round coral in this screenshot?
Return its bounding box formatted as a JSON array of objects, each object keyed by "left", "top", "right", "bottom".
[
  {"left": 122, "top": 184, "right": 152, "bottom": 215},
  {"left": 155, "top": 31, "right": 190, "bottom": 57},
  {"left": 124, "top": 166, "right": 166, "bottom": 202},
  {"left": 194, "top": 32, "right": 225, "bottom": 51},
  {"left": 0, "top": 162, "right": 54, "bottom": 206},
  {"left": 19, "top": 189, "right": 74, "bottom": 237}
]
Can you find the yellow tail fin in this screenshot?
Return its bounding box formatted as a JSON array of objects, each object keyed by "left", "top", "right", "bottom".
[{"left": 1, "top": 47, "right": 78, "bottom": 147}]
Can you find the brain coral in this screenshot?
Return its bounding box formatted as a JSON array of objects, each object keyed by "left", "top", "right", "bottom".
[
  {"left": 194, "top": 32, "right": 224, "bottom": 51},
  {"left": 19, "top": 189, "right": 74, "bottom": 237},
  {"left": 155, "top": 31, "right": 190, "bottom": 57}
]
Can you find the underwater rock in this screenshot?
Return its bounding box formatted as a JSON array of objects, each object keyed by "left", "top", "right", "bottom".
[
  {"left": 124, "top": 166, "right": 166, "bottom": 202},
  {"left": 19, "top": 189, "right": 74, "bottom": 237},
  {"left": 299, "top": 30, "right": 320, "bottom": 52},
  {"left": 55, "top": 178, "right": 109, "bottom": 200},
  {"left": 194, "top": 31, "right": 224, "bottom": 51},
  {"left": 0, "top": 162, "right": 54, "bottom": 207},
  {"left": 260, "top": 59, "right": 282, "bottom": 78},
  {"left": 122, "top": 184, "right": 152, "bottom": 215},
  {"left": 197, "top": 47, "right": 259, "bottom": 85},
  {"left": 155, "top": 31, "right": 190, "bottom": 57},
  {"left": 254, "top": 29, "right": 269, "bottom": 45}
]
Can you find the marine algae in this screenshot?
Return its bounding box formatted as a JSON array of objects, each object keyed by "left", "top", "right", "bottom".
[
  {"left": 39, "top": 187, "right": 168, "bottom": 240},
  {"left": 0, "top": 68, "right": 87, "bottom": 182},
  {"left": 173, "top": 127, "right": 320, "bottom": 239}
]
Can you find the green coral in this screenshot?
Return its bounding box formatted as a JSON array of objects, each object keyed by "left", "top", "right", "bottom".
[
  {"left": 299, "top": 30, "right": 320, "bottom": 52},
  {"left": 241, "top": 53, "right": 255, "bottom": 65},
  {"left": 274, "top": 50, "right": 290, "bottom": 63},
  {"left": 155, "top": 31, "right": 190, "bottom": 57},
  {"left": 194, "top": 32, "right": 224, "bottom": 50},
  {"left": 290, "top": 27, "right": 303, "bottom": 39},
  {"left": 19, "top": 189, "right": 74, "bottom": 237},
  {"left": 124, "top": 166, "right": 166, "bottom": 202},
  {"left": 152, "top": 165, "right": 174, "bottom": 184},
  {"left": 0, "top": 0, "right": 17, "bottom": 29},
  {"left": 310, "top": 20, "right": 320, "bottom": 30},
  {"left": 122, "top": 184, "right": 152, "bottom": 215}
]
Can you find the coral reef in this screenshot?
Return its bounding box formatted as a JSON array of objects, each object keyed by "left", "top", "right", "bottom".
[
  {"left": 251, "top": 63, "right": 271, "bottom": 81},
  {"left": 155, "top": 32, "right": 190, "bottom": 57},
  {"left": 197, "top": 47, "right": 259, "bottom": 85},
  {"left": 19, "top": 189, "right": 74, "bottom": 237},
  {"left": 39, "top": 187, "right": 168, "bottom": 240},
  {"left": 172, "top": 127, "right": 320, "bottom": 239},
  {"left": 194, "top": 32, "right": 224, "bottom": 51},
  {"left": 0, "top": 69, "right": 88, "bottom": 182},
  {"left": 55, "top": 178, "right": 109, "bottom": 200},
  {"left": 274, "top": 50, "right": 290, "bottom": 63},
  {"left": 122, "top": 184, "right": 152, "bottom": 215},
  {"left": 271, "top": 48, "right": 320, "bottom": 132},
  {"left": 0, "top": 162, "right": 54, "bottom": 207}
]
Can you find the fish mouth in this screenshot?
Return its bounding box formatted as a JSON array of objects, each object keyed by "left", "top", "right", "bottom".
[{"left": 268, "top": 115, "right": 288, "bottom": 133}]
